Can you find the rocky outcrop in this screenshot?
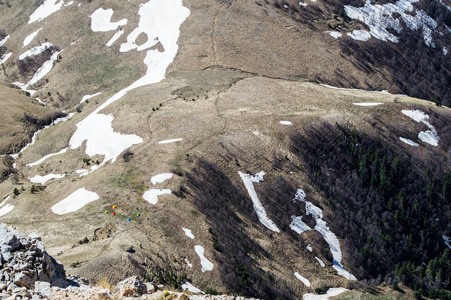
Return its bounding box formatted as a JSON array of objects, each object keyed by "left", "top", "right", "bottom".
[
  {"left": 0, "top": 223, "right": 257, "bottom": 299},
  {"left": 0, "top": 223, "right": 67, "bottom": 291}
]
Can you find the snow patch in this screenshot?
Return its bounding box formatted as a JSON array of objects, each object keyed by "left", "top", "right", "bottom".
[
  {"left": 181, "top": 282, "right": 204, "bottom": 294},
  {"left": 347, "top": 30, "right": 371, "bottom": 41},
  {"left": 303, "top": 287, "right": 348, "bottom": 300},
  {"left": 0, "top": 196, "right": 10, "bottom": 208},
  {"left": 0, "top": 204, "right": 14, "bottom": 218},
  {"left": 238, "top": 171, "right": 280, "bottom": 233},
  {"left": 75, "top": 169, "right": 89, "bottom": 177},
  {"left": 80, "top": 92, "right": 101, "bottom": 104},
  {"left": 353, "top": 102, "right": 383, "bottom": 106},
  {"left": 279, "top": 121, "right": 292, "bottom": 125},
  {"left": 185, "top": 258, "right": 193, "bottom": 268},
  {"left": 294, "top": 189, "right": 357, "bottom": 280},
  {"left": 182, "top": 228, "right": 195, "bottom": 239},
  {"left": 306, "top": 244, "right": 313, "bottom": 252},
  {"left": 0, "top": 53, "right": 12, "bottom": 64},
  {"left": 399, "top": 137, "right": 419, "bottom": 147},
  {"left": 158, "top": 139, "right": 183, "bottom": 144},
  {"left": 294, "top": 272, "right": 311, "bottom": 287},
  {"left": 29, "top": 0, "right": 65, "bottom": 24},
  {"left": 142, "top": 189, "right": 171, "bottom": 205},
  {"left": 194, "top": 245, "right": 214, "bottom": 272},
  {"left": 23, "top": 28, "right": 42, "bottom": 47},
  {"left": 29, "top": 173, "right": 65, "bottom": 185},
  {"left": 34, "top": 97, "right": 46, "bottom": 106},
  {"left": 0, "top": 196, "right": 13, "bottom": 218},
  {"left": 151, "top": 173, "right": 173, "bottom": 185},
  {"left": 51, "top": 188, "right": 99, "bottom": 215},
  {"left": 0, "top": 35, "right": 9, "bottom": 47},
  {"left": 327, "top": 31, "right": 342, "bottom": 38},
  {"left": 90, "top": 8, "right": 127, "bottom": 32},
  {"left": 443, "top": 235, "right": 451, "bottom": 249},
  {"left": 106, "top": 29, "right": 124, "bottom": 47},
  {"left": 299, "top": 2, "right": 308, "bottom": 6},
  {"left": 444, "top": 47, "right": 448, "bottom": 56},
  {"left": 290, "top": 216, "right": 311, "bottom": 234},
  {"left": 402, "top": 110, "right": 439, "bottom": 146},
  {"left": 27, "top": 147, "right": 68, "bottom": 167},
  {"left": 315, "top": 257, "right": 326, "bottom": 267}
]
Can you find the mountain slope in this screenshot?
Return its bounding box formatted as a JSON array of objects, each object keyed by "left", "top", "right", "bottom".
[{"left": 0, "top": 0, "right": 450, "bottom": 299}]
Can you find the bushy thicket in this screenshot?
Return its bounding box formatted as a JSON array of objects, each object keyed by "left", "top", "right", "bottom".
[{"left": 289, "top": 121, "right": 451, "bottom": 298}]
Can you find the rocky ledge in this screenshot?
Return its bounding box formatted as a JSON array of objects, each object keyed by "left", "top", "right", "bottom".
[{"left": 0, "top": 223, "right": 257, "bottom": 299}]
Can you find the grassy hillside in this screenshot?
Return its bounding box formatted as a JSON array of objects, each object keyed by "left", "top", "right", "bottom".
[{"left": 0, "top": 0, "right": 450, "bottom": 299}]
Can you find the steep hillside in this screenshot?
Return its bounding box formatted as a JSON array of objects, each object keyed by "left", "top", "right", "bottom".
[{"left": 0, "top": 0, "right": 450, "bottom": 299}]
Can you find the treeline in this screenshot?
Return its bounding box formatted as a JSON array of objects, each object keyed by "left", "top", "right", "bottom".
[{"left": 289, "top": 122, "right": 451, "bottom": 298}]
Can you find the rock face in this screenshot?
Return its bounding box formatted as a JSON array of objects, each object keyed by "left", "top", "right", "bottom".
[{"left": 0, "top": 223, "right": 67, "bottom": 290}]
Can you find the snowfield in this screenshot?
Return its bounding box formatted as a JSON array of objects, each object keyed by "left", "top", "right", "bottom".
[
  {"left": 402, "top": 110, "right": 439, "bottom": 146},
  {"left": 182, "top": 228, "right": 195, "bottom": 239},
  {"left": 194, "top": 245, "right": 214, "bottom": 272},
  {"left": 293, "top": 189, "right": 357, "bottom": 280},
  {"left": 51, "top": 188, "right": 99, "bottom": 215},
  {"left": 294, "top": 272, "right": 311, "bottom": 287},
  {"left": 345, "top": 0, "right": 438, "bottom": 47},
  {"left": 151, "top": 173, "right": 173, "bottom": 185},
  {"left": 142, "top": 189, "right": 171, "bottom": 205},
  {"left": 23, "top": 28, "right": 42, "bottom": 47},
  {"left": 90, "top": 8, "right": 127, "bottom": 32},
  {"left": 69, "top": 113, "right": 143, "bottom": 165},
  {"left": 29, "top": 0, "right": 66, "bottom": 24},
  {"left": 303, "top": 287, "right": 348, "bottom": 300},
  {"left": 238, "top": 171, "right": 280, "bottom": 233}
]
